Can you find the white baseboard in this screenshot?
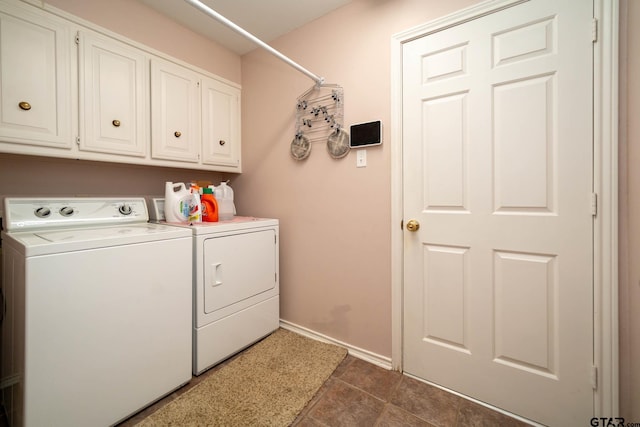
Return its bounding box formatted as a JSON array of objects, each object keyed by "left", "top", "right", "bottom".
[{"left": 279, "top": 320, "right": 393, "bottom": 371}]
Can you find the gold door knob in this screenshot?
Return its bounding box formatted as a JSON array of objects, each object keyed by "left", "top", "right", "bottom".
[
  {"left": 406, "top": 219, "right": 420, "bottom": 232},
  {"left": 19, "top": 101, "right": 31, "bottom": 111},
  {"left": 174, "top": 131, "right": 182, "bottom": 138},
  {"left": 112, "top": 119, "right": 121, "bottom": 127}
]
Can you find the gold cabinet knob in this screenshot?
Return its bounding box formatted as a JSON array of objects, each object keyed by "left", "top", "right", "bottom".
[
  {"left": 174, "top": 131, "right": 182, "bottom": 138},
  {"left": 406, "top": 219, "right": 420, "bottom": 232},
  {"left": 112, "top": 119, "right": 121, "bottom": 127},
  {"left": 19, "top": 101, "right": 31, "bottom": 111},
  {"left": 219, "top": 140, "right": 226, "bottom": 146}
]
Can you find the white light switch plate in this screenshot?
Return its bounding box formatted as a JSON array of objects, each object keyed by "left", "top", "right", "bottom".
[{"left": 356, "top": 149, "right": 367, "bottom": 167}]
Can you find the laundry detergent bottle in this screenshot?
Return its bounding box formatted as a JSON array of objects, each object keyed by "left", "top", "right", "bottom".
[
  {"left": 164, "top": 181, "right": 192, "bottom": 223},
  {"left": 189, "top": 186, "right": 202, "bottom": 223},
  {"left": 201, "top": 187, "right": 219, "bottom": 222},
  {"left": 214, "top": 181, "right": 235, "bottom": 221}
]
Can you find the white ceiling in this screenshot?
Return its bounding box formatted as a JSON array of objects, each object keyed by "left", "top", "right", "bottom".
[{"left": 137, "top": 0, "right": 353, "bottom": 55}]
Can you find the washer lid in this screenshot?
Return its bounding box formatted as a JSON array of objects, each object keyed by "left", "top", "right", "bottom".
[
  {"left": 3, "top": 223, "right": 192, "bottom": 256},
  {"left": 35, "top": 223, "right": 183, "bottom": 242}
]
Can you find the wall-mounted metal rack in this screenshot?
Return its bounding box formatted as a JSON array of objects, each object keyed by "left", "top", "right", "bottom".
[{"left": 296, "top": 84, "right": 344, "bottom": 143}]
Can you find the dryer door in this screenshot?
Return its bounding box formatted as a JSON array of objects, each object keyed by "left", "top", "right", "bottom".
[{"left": 203, "top": 229, "right": 276, "bottom": 314}]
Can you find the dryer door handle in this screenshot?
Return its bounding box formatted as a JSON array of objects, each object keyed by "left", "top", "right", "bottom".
[{"left": 210, "top": 262, "right": 223, "bottom": 287}]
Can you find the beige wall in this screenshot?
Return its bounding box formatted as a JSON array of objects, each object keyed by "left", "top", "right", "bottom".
[
  {"left": 0, "top": 0, "right": 637, "bottom": 417},
  {"left": 619, "top": 0, "right": 640, "bottom": 420},
  {"left": 45, "top": 0, "right": 241, "bottom": 84},
  {"left": 0, "top": 153, "right": 229, "bottom": 199},
  {"left": 235, "top": 0, "right": 477, "bottom": 358}
]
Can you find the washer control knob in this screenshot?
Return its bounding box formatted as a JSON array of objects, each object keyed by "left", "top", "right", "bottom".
[
  {"left": 59, "top": 206, "right": 75, "bottom": 217},
  {"left": 118, "top": 204, "right": 132, "bottom": 215},
  {"left": 34, "top": 207, "right": 51, "bottom": 218}
]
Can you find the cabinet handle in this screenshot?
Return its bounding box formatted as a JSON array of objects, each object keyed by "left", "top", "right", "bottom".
[
  {"left": 112, "top": 119, "right": 121, "bottom": 127},
  {"left": 19, "top": 101, "right": 31, "bottom": 111},
  {"left": 219, "top": 140, "right": 226, "bottom": 146},
  {"left": 174, "top": 131, "right": 182, "bottom": 138}
]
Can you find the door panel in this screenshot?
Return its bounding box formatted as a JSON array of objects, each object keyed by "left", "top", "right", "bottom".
[
  {"left": 493, "top": 250, "right": 557, "bottom": 375},
  {"left": 402, "top": 1, "right": 593, "bottom": 425},
  {"left": 422, "top": 244, "right": 469, "bottom": 351},
  {"left": 494, "top": 75, "right": 554, "bottom": 211}
]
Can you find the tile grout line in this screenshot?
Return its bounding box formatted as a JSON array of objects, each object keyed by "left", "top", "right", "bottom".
[
  {"left": 292, "top": 356, "right": 354, "bottom": 426},
  {"left": 386, "top": 375, "right": 442, "bottom": 427},
  {"left": 372, "top": 403, "right": 392, "bottom": 427}
]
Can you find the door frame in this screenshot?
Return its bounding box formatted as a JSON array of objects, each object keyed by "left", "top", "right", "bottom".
[{"left": 390, "top": 0, "right": 619, "bottom": 418}]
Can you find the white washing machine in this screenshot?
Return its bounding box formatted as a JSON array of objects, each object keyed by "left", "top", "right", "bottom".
[
  {"left": 1, "top": 197, "right": 193, "bottom": 427},
  {"left": 149, "top": 199, "right": 279, "bottom": 375}
]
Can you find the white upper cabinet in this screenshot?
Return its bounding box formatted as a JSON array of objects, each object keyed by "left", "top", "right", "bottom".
[
  {"left": 0, "top": 1, "right": 73, "bottom": 150},
  {"left": 0, "top": 0, "right": 242, "bottom": 172},
  {"left": 151, "top": 57, "right": 200, "bottom": 163},
  {"left": 201, "top": 76, "right": 241, "bottom": 170},
  {"left": 79, "top": 30, "right": 147, "bottom": 157}
]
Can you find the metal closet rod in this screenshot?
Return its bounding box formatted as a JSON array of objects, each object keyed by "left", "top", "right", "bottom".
[{"left": 183, "top": 0, "right": 325, "bottom": 86}]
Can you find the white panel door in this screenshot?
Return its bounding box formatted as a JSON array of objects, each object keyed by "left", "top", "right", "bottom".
[{"left": 402, "top": 0, "right": 593, "bottom": 425}]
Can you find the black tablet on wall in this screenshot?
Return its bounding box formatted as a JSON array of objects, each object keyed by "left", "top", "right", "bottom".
[{"left": 350, "top": 120, "right": 381, "bottom": 148}]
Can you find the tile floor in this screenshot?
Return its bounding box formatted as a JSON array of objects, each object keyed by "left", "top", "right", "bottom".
[
  {"left": 120, "top": 351, "right": 530, "bottom": 426},
  {"left": 291, "top": 355, "right": 529, "bottom": 427}
]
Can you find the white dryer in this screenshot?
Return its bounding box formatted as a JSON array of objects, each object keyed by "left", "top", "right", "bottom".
[
  {"left": 149, "top": 199, "right": 279, "bottom": 375},
  {"left": 1, "top": 197, "right": 193, "bottom": 427}
]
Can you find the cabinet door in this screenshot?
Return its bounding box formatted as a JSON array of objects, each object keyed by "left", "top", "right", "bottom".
[
  {"left": 0, "top": 2, "right": 73, "bottom": 149},
  {"left": 79, "top": 31, "right": 147, "bottom": 157},
  {"left": 151, "top": 58, "right": 200, "bottom": 163},
  {"left": 201, "top": 77, "right": 241, "bottom": 170}
]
